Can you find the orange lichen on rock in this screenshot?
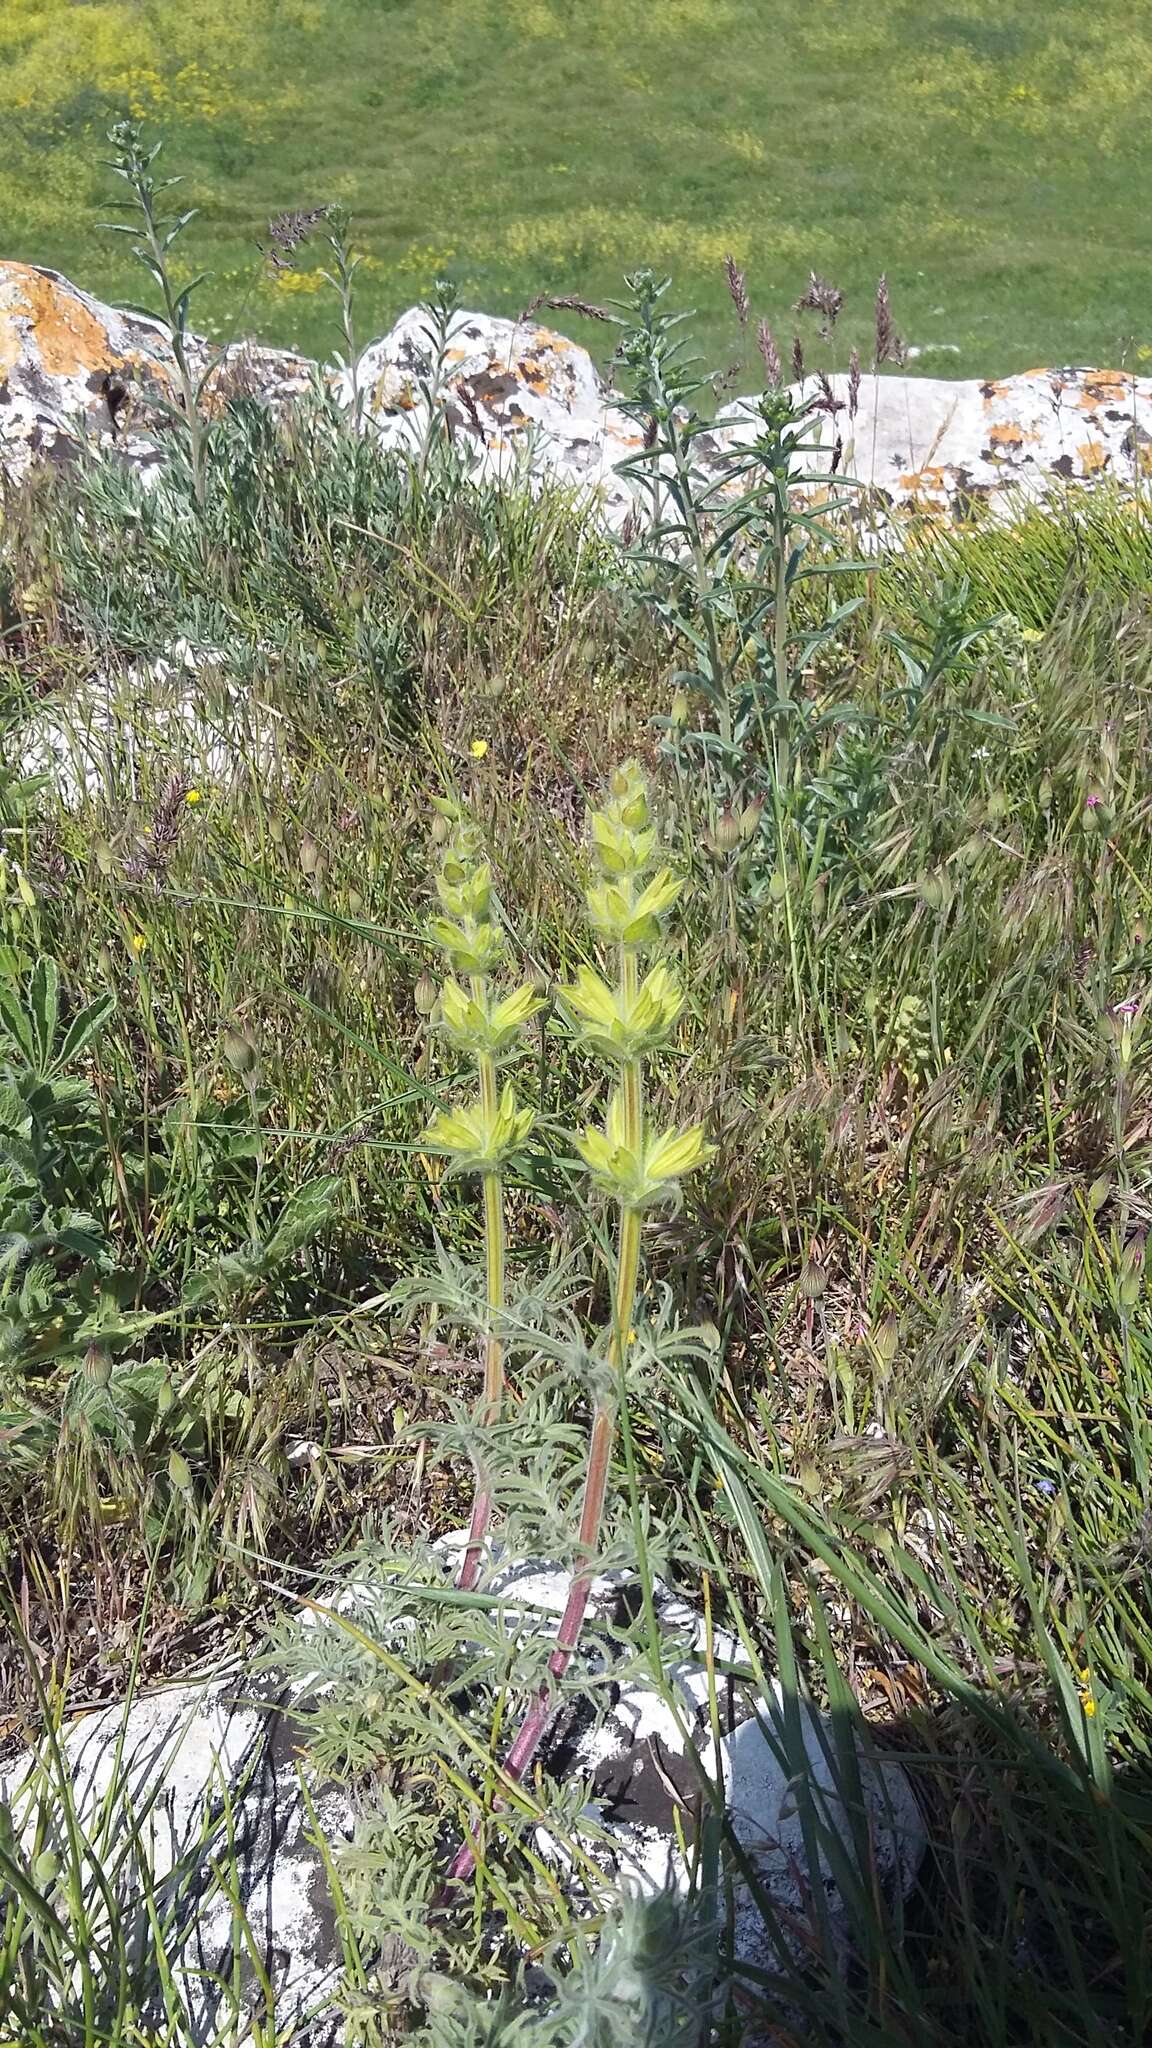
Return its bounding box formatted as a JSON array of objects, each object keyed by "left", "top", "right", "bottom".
[
  {"left": 1078, "top": 372, "right": 1134, "bottom": 409},
  {"left": 1077, "top": 440, "right": 1110, "bottom": 474},
  {"left": 0, "top": 262, "right": 161, "bottom": 382}
]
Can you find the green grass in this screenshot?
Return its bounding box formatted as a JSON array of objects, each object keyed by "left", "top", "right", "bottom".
[
  {"left": 2, "top": 0, "right": 1151, "bottom": 376},
  {"left": 4, "top": 281, "right": 1152, "bottom": 2038}
]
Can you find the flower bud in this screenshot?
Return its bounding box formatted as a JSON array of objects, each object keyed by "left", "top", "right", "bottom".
[
  {"left": 1088, "top": 1173, "right": 1111, "bottom": 1213},
  {"left": 83, "top": 1343, "right": 112, "bottom": 1387},
  {"left": 298, "top": 832, "right": 324, "bottom": 878},
  {"left": 223, "top": 1025, "right": 259, "bottom": 1076},
  {"left": 97, "top": 943, "right": 116, "bottom": 983},
  {"left": 414, "top": 970, "right": 438, "bottom": 1017},
  {"left": 768, "top": 864, "right": 789, "bottom": 904},
  {"left": 669, "top": 687, "right": 690, "bottom": 727},
  {"left": 798, "top": 1257, "right": 826, "bottom": 1301},
  {"left": 738, "top": 798, "right": 764, "bottom": 843},
  {"left": 430, "top": 812, "right": 451, "bottom": 847},
  {"left": 708, "top": 808, "right": 742, "bottom": 857},
  {"left": 33, "top": 1849, "right": 60, "bottom": 1889},
  {"left": 871, "top": 1315, "right": 899, "bottom": 1365},
  {"left": 1038, "top": 773, "right": 1053, "bottom": 812},
  {"left": 168, "top": 1449, "right": 193, "bottom": 1493}
]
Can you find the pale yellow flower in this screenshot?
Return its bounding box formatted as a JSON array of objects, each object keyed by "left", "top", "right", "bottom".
[
  {"left": 470, "top": 738, "right": 489, "bottom": 759},
  {"left": 185, "top": 789, "right": 203, "bottom": 806}
]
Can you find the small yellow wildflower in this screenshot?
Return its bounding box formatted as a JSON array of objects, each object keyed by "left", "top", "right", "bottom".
[
  {"left": 470, "top": 738, "right": 489, "bottom": 759},
  {"left": 130, "top": 933, "right": 148, "bottom": 956},
  {"left": 185, "top": 789, "right": 203, "bottom": 806},
  {"left": 1077, "top": 1667, "right": 1097, "bottom": 1717}
]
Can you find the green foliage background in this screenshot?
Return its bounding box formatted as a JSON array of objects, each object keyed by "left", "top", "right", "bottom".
[{"left": 2, "top": 0, "right": 1151, "bottom": 372}]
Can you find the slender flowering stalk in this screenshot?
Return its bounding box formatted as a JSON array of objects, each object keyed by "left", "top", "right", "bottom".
[
  {"left": 449, "top": 763, "right": 712, "bottom": 1880},
  {"left": 420, "top": 800, "right": 543, "bottom": 1590}
]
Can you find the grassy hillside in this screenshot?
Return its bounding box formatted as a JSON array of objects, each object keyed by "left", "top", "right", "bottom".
[
  {"left": 3, "top": 272, "right": 1152, "bottom": 2032},
  {"left": 1, "top": 0, "right": 1151, "bottom": 375}
]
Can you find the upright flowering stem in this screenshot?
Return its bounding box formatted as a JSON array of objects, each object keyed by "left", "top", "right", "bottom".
[
  {"left": 449, "top": 763, "right": 711, "bottom": 1882},
  {"left": 420, "top": 806, "right": 542, "bottom": 1594},
  {"left": 461, "top": 1020, "right": 506, "bottom": 1590}
]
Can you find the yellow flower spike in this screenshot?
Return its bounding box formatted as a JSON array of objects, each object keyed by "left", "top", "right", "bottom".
[
  {"left": 129, "top": 932, "right": 148, "bottom": 956},
  {"left": 470, "top": 738, "right": 489, "bottom": 759}
]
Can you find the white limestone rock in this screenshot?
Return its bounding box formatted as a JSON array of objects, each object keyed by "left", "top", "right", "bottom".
[
  {"left": 709, "top": 365, "right": 1152, "bottom": 521},
  {"left": 335, "top": 304, "right": 644, "bottom": 525},
  {"left": 0, "top": 261, "right": 313, "bottom": 480},
  {"left": 3, "top": 1539, "right": 922, "bottom": 2039},
  {"left": 2, "top": 257, "right": 1149, "bottom": 533}
]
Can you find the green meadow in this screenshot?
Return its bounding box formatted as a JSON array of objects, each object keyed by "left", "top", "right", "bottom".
[{"left": 2, "top": 0, "right": 1151, "bottom": 375}]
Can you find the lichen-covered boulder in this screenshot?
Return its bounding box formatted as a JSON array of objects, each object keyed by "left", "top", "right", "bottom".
[
  {"left": 340, "top": 305, "right": 644, "bottom": 525},
  {"left": 712, "top": 365, "right": 1152, "bottom": 521},
  {"left": 0, "top": 261, "right": 314, "bottom": 480},
  {"left": 4, "top": 259, "right": 1149, "bottom": 533}
]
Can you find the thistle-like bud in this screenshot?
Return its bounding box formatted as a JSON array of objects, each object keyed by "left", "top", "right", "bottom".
[
  {"left": 414, "top": 970, "right": 438, "bottom": 1018},
  {"left": 708, "top": 808, "right": 742, "bottom": 858},
  {"left": 223, "top": 1025, "right": 259, "bottom": 1076},
  {"left": 84, "top": 1342, "right": 112, "bottom": 1386}
]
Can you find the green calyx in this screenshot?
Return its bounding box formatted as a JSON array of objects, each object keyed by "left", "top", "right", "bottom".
[
  {"left": 438, "top": 977, "right": 545, "bottom": 1059},
  {"left": 421, "top": 1081, "right": 535, "bottom": 1172},
  {"left": 560, "top": 960, "right": 684, "bottom": 1062},
  {"left": 582, "top": 761, "right": 684, "bottom": 947},
  {"left": 574, "top": 1091, "right": 714, "bottom": 1208}
]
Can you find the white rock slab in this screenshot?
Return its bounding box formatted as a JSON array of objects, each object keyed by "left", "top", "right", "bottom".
[{"left": 2, "top": 1536, "right": 922, "bottom": 2035}]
